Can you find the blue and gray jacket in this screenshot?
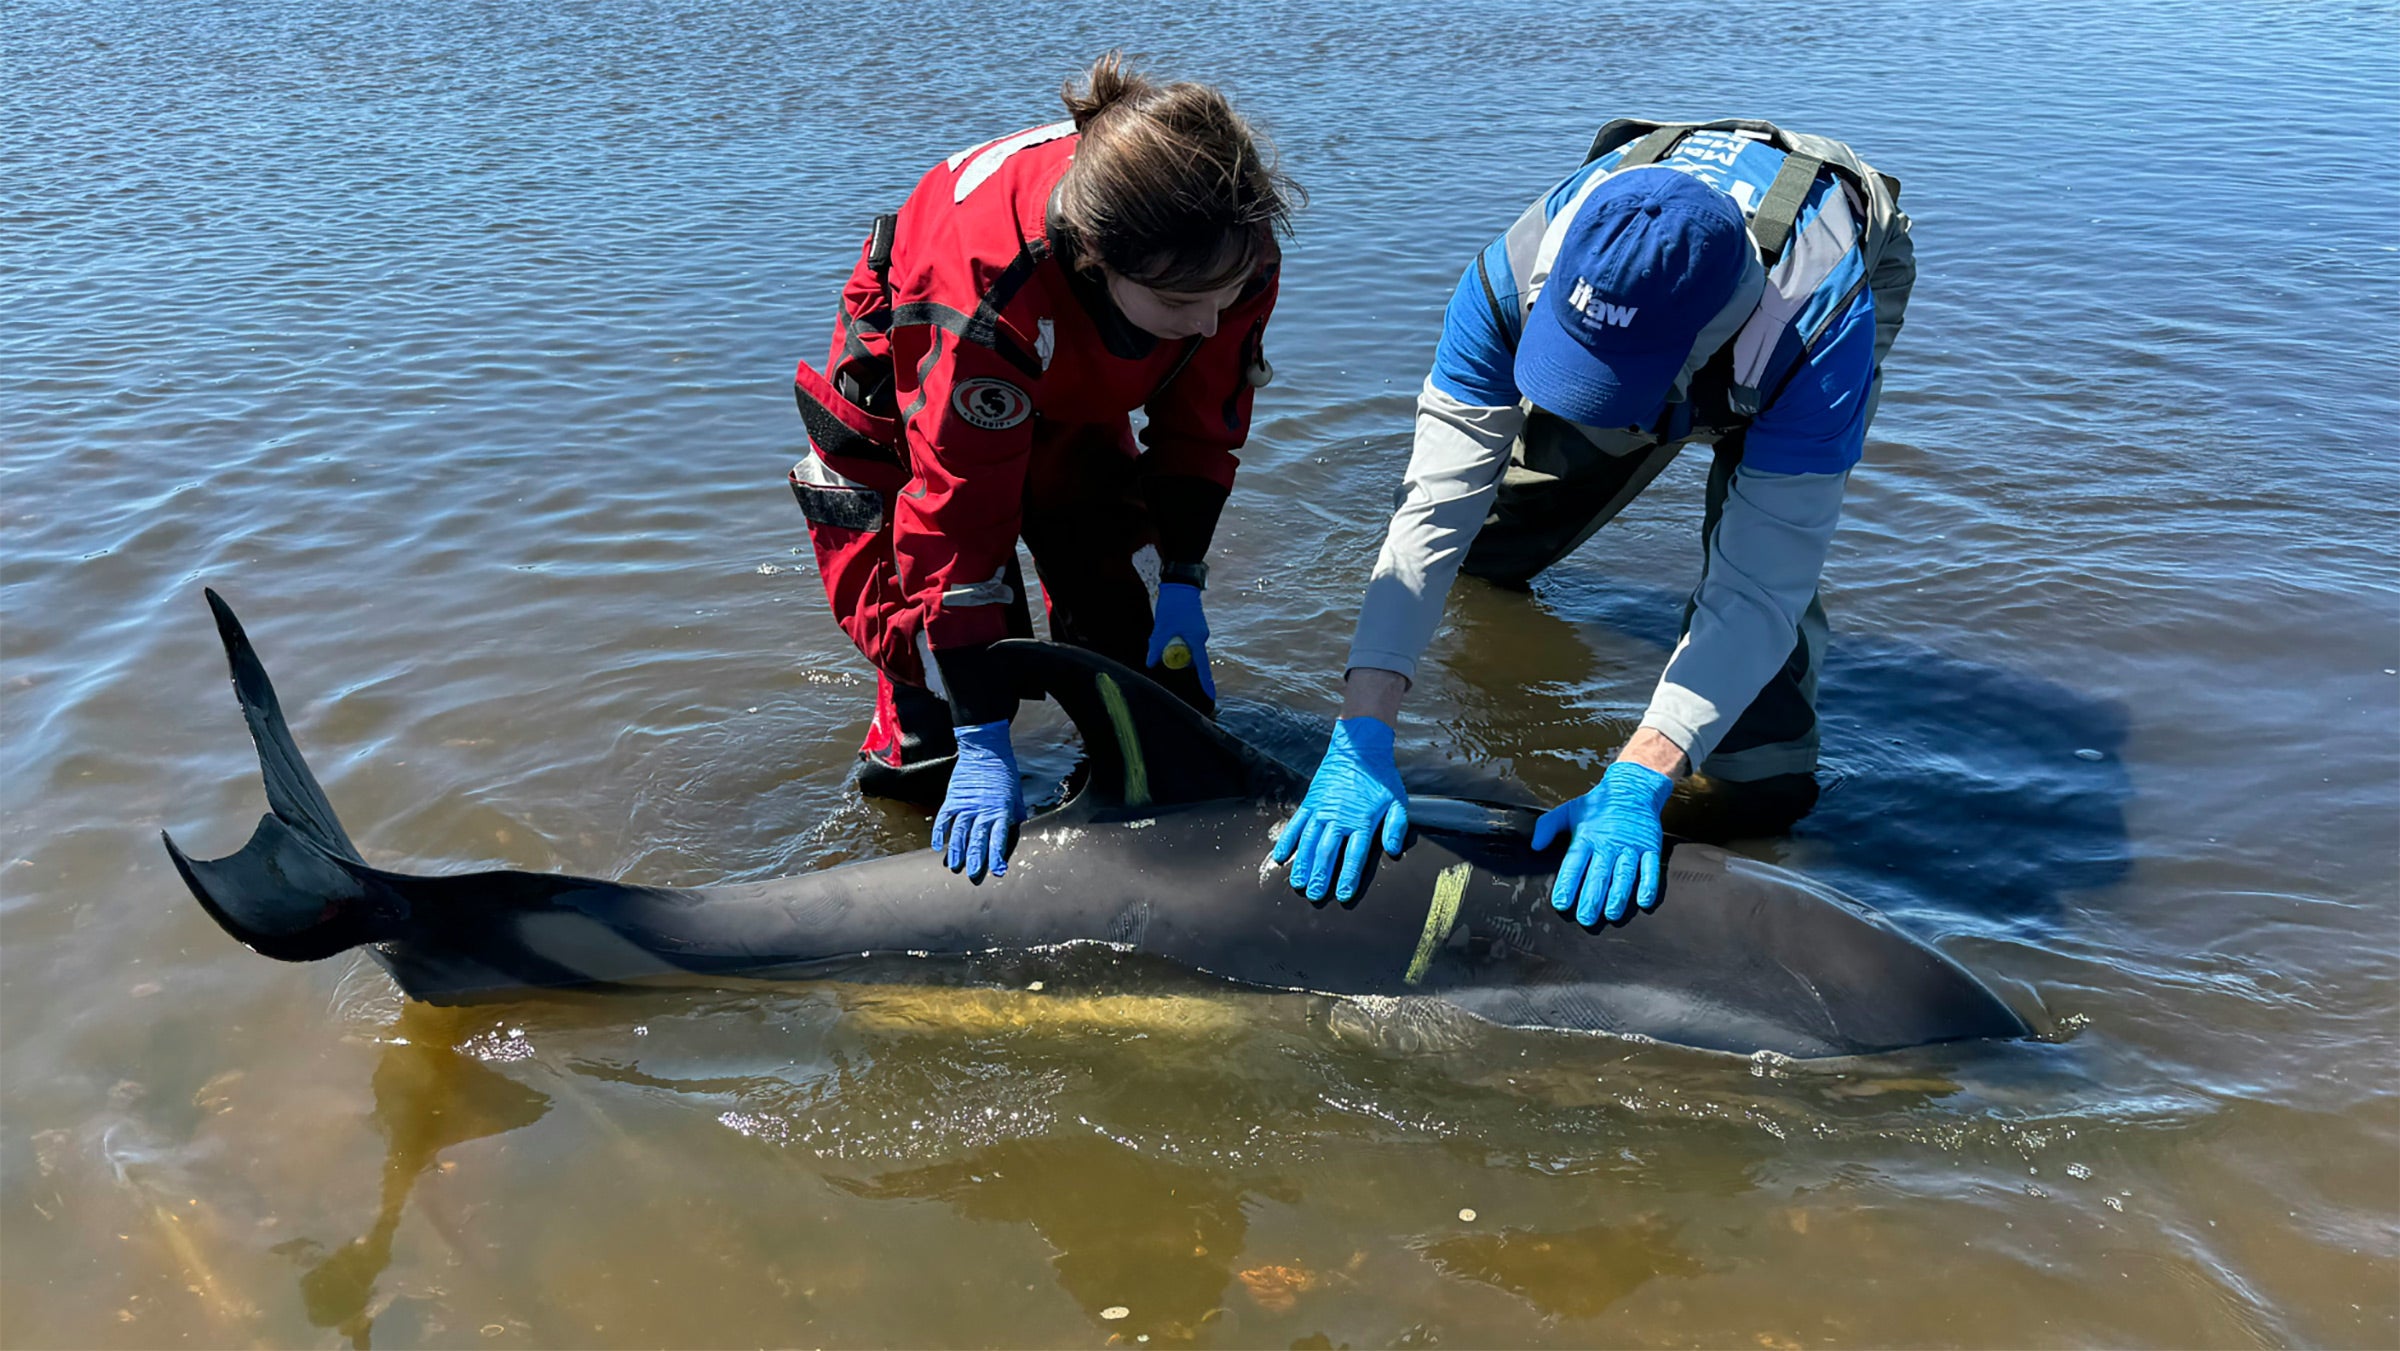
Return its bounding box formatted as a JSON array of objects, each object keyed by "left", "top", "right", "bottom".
[{"left": 1347, "top": 119, "right": 1916, "bottom": 770}]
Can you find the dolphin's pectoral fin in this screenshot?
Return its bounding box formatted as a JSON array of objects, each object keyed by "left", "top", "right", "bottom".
[
  {"left": 203, "top": 588, "right": 363, "bottom": 863},
  {"left": 992, "top": 641, "right": 1305, "bottom": 810}
]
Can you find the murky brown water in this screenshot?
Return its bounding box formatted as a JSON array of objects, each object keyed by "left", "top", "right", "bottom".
[{"left": 5, "top": 0, "right": 2396, "bottom": 1346}]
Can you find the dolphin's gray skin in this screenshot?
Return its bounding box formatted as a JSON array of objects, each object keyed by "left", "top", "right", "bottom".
[{"left": 163, "top": 591, "right": 2030, "bottom": 1058}]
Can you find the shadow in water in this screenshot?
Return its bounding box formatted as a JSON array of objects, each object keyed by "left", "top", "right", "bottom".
[
  {"left": 272, "top": 1007, "right": 551, "bottom": 1349},
  {"left": 1418, "top": 1217, "right": 1705, "bottom": 1319},
  {"left": 829, "top": 1135, "right": 1291, "bottom": 1345},
  {"left": 1428, "top": 577, "right": 2135, "bottom": 926}
]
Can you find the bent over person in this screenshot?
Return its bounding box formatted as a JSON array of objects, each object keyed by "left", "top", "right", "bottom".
[
  {"left": 790, "top": 54, "right": 1292, "bottom": 881},
  {"left": 1273, "top": 119, "right": 1915, "bottom": 921}
]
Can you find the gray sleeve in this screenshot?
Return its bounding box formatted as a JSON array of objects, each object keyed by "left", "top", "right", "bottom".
[
  {"left": 1638, "top": 466, "right": 1848, "bottom": 765},
  {"left": 1345, "top": 380, "right": 1526, "bottom": 681}
]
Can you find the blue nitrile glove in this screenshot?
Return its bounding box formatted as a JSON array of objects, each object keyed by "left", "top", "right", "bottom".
[
  {"left": 1269, "top": 717, "right": 1410, "bottom": 902},
  {"left": 1532, "top": 760, "right": 1676, "bottom": 925},
  {"left": 1144, "top": 582, "right": 1216, "bottom": 701},
  {"left": 931, "top": 720, "right": 1026, "bottom": 881}
]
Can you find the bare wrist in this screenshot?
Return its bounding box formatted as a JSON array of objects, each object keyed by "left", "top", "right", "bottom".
[
  {"left": 1618, "top": 727, "right": 1691, "bottom": 779},
  {"left": 1339, "top": 667, "right": 1409, "bottom": 728}
]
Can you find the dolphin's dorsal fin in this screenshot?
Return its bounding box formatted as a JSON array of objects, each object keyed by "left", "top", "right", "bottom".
[{"left": 993, "top": 641, "right": 1304, "bottom": 811}]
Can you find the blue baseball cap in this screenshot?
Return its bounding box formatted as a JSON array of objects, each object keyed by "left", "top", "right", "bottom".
[{"left": 1514, "top": 169, "right": 1752, "bottom": 429}]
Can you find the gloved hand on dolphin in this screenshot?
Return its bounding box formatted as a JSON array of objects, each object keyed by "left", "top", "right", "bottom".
[
  {"left": 1271, "top": 715, "right": 1678, "bottom": 924},
  {"left": 932, "top": 720, "right": 1025, "bottom": 882},
  {"left": 1270, "top": 716, "right": 1409, "bottom": 902},
  {"left": 1532, "top": 759, "right": 1674, "bottom": 925}
]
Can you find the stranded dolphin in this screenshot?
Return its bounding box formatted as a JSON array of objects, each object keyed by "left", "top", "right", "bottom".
[{"left": 162, "top": 590, "right": 2030, "bottom": 1058}]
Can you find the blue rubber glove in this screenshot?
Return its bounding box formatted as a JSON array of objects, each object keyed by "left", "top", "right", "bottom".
[
  {"left": 931, "top": 720, "right": 1025, "bottom": 881},
  {"left": 1532, "top": 760, "right": 1676, "bottom": 925},
  {"left": 1144, "top": 582, "right": 1216, "bottom": 700},
  {"left": 1269, "top": 717, "right": 1410, "bottom": 902}
]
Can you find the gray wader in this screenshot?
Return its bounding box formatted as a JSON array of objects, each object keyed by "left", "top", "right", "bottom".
[{"left": 1460, "top": 415, "right": 1829, "bottom": 784}]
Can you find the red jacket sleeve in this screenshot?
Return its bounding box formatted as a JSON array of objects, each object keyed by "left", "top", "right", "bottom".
[{"left": 889, "top": 323, "right": 1043, "bottom": 653}]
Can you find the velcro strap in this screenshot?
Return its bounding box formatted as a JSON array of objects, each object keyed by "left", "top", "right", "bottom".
[
  {"left": 789, "top": 477, "right": 884, "bottom": 532},
  {"left": 793, "top": 360, "right": 902, "bottom": 468},
  {"left": 1751, "top": 153, "right": 1826, "bottom": 265}
]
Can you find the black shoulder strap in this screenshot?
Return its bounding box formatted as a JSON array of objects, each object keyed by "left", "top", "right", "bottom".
[
  {"left": 1750, "top": 153, "right": 1825, "bottom": 266},
  {"left": 1586, "top": 118, "right": 1682, "bottom": 165},
  {"left": 1611, "top": 126, "right": 1686, "bottom": 169},
  {"left": 866, "top": 211, "right": 897, "bottom": 275},
  {"left": 1582, "top": 122, "right": 1867, "bottom": 269},
  {"left": 1474, "top": 250, "right": 1512, "bottom": 339}
]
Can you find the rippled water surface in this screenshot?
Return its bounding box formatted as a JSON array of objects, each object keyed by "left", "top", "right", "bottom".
[{"left": 5, "top": 1, "right": 2396, "bottom": 1346}]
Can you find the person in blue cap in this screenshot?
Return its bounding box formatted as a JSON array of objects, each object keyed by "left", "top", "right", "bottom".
[{"left": 1269, "top": 119, "right": 1916, "bottom": 925}]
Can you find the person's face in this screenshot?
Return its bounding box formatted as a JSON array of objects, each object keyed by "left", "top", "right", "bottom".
[{"left": 1102, "top": 265, "right": 1249, "bottom": 340}]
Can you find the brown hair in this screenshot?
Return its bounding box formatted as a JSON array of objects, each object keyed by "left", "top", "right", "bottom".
[{"left": 1051, "top": 51, "right": 1300, "bottom": 292}]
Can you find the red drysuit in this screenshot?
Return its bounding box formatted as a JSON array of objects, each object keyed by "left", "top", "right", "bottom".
[{"left": 791, "top": 120, "right": 1276, "bottom": 745}]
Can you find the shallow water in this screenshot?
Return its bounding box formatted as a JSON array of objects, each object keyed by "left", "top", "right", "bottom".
[{"left": 4, "top": 0, "right": 2396, "bottom": 1345}]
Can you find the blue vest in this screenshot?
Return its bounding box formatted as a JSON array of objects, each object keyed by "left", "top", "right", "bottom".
[{"left": 1471, "top": 119, "right": 1911, "bottom": 441}]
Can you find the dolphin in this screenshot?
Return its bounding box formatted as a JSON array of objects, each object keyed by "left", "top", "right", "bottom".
[{"left": 162, "top": 590, "right": 2030, "bottom": 1058}]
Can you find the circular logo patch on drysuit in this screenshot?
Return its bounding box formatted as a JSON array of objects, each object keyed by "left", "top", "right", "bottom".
[{"left": 952, "top": 378, "right": 1032, "bottom": 430}]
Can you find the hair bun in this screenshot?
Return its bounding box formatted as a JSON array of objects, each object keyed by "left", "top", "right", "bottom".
[
  {"left": 1062, "top": 51, "right": 1153, "bottom": 131},
  {"left": 1051, "top": 51, "right": 1300, "bottom": 292}
]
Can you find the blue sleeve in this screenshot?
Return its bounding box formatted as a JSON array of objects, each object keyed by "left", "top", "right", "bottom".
[
  {"left": 1741, "top": 287, "right": 1877, "bottom": 476},
  {"left": 1426, "top": 247, "right": 1522, "bottom": 409}
]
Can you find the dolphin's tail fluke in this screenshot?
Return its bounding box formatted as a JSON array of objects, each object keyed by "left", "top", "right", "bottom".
[
  {"left": 201, "top": 587, "right": 363, "bottom": 863},
  {"left": 164, "top": 590, "right": 396, "bottom": 960},
  {"left": 163, "top": 814, "right": 399, "bottom": 961}
]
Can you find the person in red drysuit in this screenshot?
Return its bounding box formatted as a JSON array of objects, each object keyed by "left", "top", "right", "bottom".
[{"left": 789, "top": 52, "right": 1295, "bottom": 881}]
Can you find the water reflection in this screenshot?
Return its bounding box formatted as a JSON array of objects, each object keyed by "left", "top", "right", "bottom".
[
  {"left": 275, "top": 1008, "right": 550, "bottom": 1348},
  {"left": 829, "top": 1136, "right": 1284, "bottom": 1344},
  {"left": 1439, "top": 578, "right": 2135, "bottom": 924}
]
